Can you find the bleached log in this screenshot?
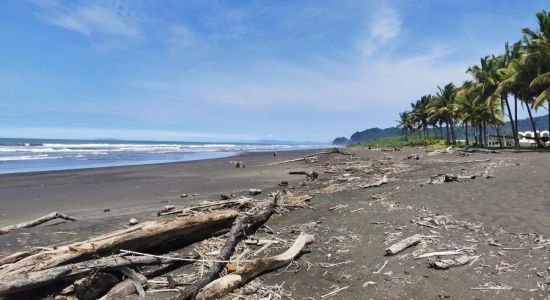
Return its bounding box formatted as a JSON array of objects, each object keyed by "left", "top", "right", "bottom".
[
  {"left": 176, "top": 193, "right": 280, "bottom": 300},
  {"left": 414, "top": 250, "right": 464, "bottom": 259},
  {"left": 0, "top": 212, "right": 77, "bottom": 235},
  {"left": 195, "top": 233, "right": 315, "bottom": 300},
  {"left": 0, "top": 250, "right": 40, "bottom": 266},
  {"left": 385, "top": 234, "right": 422, "bottom": 255},
  {"left": 0, "top": 210, "right": 238, "bottom": 285},
  {"left": 428, "top": 255, "right": 472, "bottom": 269},
  {"left": 361, "top": 175, "right": 388, "bottom": 189},
  {"left": 99, "top": 273, "right": 147, "bottom": 300}
]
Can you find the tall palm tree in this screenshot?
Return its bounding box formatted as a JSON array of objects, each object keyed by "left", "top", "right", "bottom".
[
  {"left": 524, "top": 10, "right": 550, "bottom": 136},
  {"left": 467, "top": 56, "right": 506, "bottom": 147},
  {"left": 430, "top": 83, "right": 457, "bottom": 145}
]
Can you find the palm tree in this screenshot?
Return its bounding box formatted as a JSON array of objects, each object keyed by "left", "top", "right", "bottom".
[
  {"left": 397, "top": 111, "right": 414, "bottom": 138},
  {"left": 498, "top": 40, "right": 544, "bottom": 146},
  {"left": 428, "top": 83, "right": 456, "bottom": 144},
  {"left": 467, "top": 56, "right": 506, "bottom": 147},
  {"left": 523, "top": 10, "right": 550, "bottom": 136}
]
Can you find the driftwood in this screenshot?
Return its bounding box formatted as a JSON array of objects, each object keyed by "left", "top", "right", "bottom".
[
  {"left": 385, "top": 234, "right": 422, "bottom": 255},
  {"left": 0, "top": 250, "right": 41, "bottom": 266},
  {"left": 414, "top": 250, "right": 464, "bottom": 259},
  {"left": 289, "top": 171, "right": 318, "bottom": 181},
  {"left": 0, "top": 210, "right": 239, "bottom": 290},
  {"left": 457, "top": 148, "right": 500, "bottom": 154},
  {"left": 159, "top": 199, "right": 248, "bottom": 216},
  {"left": 0, "top": 212, "right": 77, "bottom": 235},
  {"left": 119, "top": 267, "right": 146, "bottom": 300},
  {"left": 263, "top": 148, "right": 352, "bottom": 166},
  {"left": 74, "top": 272, "right": 119, "bottom": 300},
  {"left": 99, "top": 273, "right": 147, "bottom": 300},
  {"left": 360, "top": 175, "right": 388, "bottom": 189},
  {"left": 428, "top": 255, "right": 473, "bottom": 269},
  {"left": 176, "top": 194, "right": 280, "bottom": 300},
  {"left": 195, "top": 233, "right": 315, "bottom": 300},
  {"left": 0, "top": 254, "right": 181, "bottom": 294}
]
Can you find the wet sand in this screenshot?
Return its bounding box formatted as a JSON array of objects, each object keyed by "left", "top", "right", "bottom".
[{"left": 0, "top": 147, "right": 548, "bottom": 299}]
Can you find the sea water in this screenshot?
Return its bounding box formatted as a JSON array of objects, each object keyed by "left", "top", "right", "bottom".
[{"left": 0, "top": 138, "right": 328, "bottom": 174}]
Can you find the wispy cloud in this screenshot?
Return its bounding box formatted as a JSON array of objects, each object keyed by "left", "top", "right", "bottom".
[
  {"left": 360, "top": 7, "right": 402, "bottom": 57},
  {"left": 31, "top": 0, "right": 142, "bottom": 43}
]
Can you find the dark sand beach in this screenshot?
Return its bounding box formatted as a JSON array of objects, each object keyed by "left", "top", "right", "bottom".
[{"left": 0, "top": 147, "right": 548, "bottom": 299}]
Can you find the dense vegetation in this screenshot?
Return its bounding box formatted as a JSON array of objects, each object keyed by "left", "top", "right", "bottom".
[{"left": 397, "top": 11, "right": 550, "bottom": 148}]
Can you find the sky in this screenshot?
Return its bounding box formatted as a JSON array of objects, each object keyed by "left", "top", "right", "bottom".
[{"left": 0, "top": 0, "right": 548, "bottom": 142}]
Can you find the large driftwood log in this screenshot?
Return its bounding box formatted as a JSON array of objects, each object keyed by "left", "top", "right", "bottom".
[
  {"left": 0, "top": 210, "right": 238, "bottom": 286},
  {"left": 0, "top": 254, "right": 182, "bottom": 294},
  {"left": 196, "top": 233, "right": 315, "bottom": 300},
  {"left": 0, "top": 212, "right": 77, "bottom": 235},
  {"left": 176, "top": 193, "right": 280, "bottom": 300},
  {"left": 385, "top": 234, "right": 422, "bottom": 255}
]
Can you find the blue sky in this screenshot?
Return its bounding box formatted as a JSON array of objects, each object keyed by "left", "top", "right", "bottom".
[{"left": 0, "top": 0, "right": 548, "bottom": 142}]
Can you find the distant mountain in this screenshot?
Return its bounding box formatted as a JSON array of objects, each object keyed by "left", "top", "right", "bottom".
[
  {"left": 334, "top": 114, "right": 550, "bottom": 145},
  {"left": 332, "top": 137, "right": 349, "bottom": 145}
]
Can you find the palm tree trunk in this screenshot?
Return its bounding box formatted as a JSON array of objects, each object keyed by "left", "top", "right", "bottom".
[
  {"left": 504, "top": 95, "right": 519, "bottom": 147},
  {"left": 449, "top": 117, "right": 456, "bottom": 145},
  {"left": 479, "top": 124, "right": 483, "bottom": 146},
  {"left": 483, "top": 121, "right": 489, "bottom": 147},
  {"left": 496, "top": 126, "right": 503, "bottom": 148},
  {"left": 514, "top": 95, "right": 519, "bottom": 138},
  {"left": 465, "top": 122, "right": 469, "bottom": 145},
  {"left": 525, "top": 101, "right": 543, "bottom": 147},
  {"left": 445, "top": 122, "right": 450, "bottom": 144},
  {"left": 439, "top": 121, "right": 443, "bottom": 138}
]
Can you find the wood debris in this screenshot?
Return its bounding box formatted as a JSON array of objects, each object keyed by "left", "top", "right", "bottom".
[{"left": 0, "top": 212, "right": 77, "bottom": 235}]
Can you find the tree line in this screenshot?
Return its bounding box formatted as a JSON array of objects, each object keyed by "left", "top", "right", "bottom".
[{"left": 397, "top": 11, "right": 550, "bottom": 147}]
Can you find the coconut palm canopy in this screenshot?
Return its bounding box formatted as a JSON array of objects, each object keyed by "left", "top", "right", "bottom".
[{"left": 398, "top": 10, "right": 550, "bottom": 147}]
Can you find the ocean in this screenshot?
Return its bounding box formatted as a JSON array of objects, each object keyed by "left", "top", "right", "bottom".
[{"left": 0, "top": 138, "right": 328, "bottom": 174}]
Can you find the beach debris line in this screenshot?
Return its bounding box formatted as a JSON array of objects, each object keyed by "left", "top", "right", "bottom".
[
  {"left": 0, "top": 211, "right": 77, "bottom": 235},
  {"left": 263, "top": 148, "right": 352, "bottom": 166}
]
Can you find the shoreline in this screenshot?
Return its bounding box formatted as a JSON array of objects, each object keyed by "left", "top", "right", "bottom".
[{"left": 0, "top": 149, "right": 327, "bottom": 226}]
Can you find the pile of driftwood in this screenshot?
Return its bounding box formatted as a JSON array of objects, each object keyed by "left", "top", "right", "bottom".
[{"left": 0, "top": 192, "right": 314, "bottom": 300}]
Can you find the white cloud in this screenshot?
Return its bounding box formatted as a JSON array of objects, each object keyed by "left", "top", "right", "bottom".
[
  {"left": 360, "top": 7, "right": 402, "bottom": 57},
  {"left": 32, "top": 0, "right": 141, "bottom": 40}
]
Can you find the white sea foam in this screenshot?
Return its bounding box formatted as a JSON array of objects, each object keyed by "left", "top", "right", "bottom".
[{"left": 0, "top": 155, "right": 62, "bottom": 161}]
